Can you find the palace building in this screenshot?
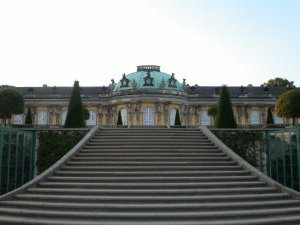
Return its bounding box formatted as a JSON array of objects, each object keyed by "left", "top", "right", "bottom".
[{"left": 10, "top": 65, "right": 297, "bottom": 127}]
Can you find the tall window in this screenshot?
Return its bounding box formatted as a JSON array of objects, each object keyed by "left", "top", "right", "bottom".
[
  {"left": 121, "top": 109, "right": 128, "bottom": 126},
  {"left": 61, "top": 111, "right": 67, "bottom": 125},
  {"left": 201, "top": 110, "right": 211, "bottom": 126},
  {"left": 37, "top": 111, "right": 48, "bottom": 125},
  {"left": 169, "top": 108, "right": 176, "bottom": 126},
  {"left": 274, "top": 114, "right": 284, "bottom": 124},
  {"left": 249, "top": 110, "right": 261, "bottom": 125},
  {"left": 86, "top": 111, "right": 97, "bottom": 126},
  {"left": 13, "top": 114, "right": 23, "bottom": 125},
  {"left": 143, "top": 107, "right": 154, "bottom": 126}
]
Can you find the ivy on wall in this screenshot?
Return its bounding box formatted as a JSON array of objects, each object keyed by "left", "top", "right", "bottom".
[
  {"left": 37, "top": 131, "right": 86, "bottom": 173},
  {"left": 212, "top": 130, "right": 263, "bottom": 167}
]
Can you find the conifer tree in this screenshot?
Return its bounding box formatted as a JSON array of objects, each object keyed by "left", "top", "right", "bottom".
[
  {"left": 215, "top": 85, "right": 237, "bottom": 128},
  {"left": 64, "top": 81, "right": 85, "bottom": 128},
  {"left": 117, "top": 110, "right": 123, "bottom": 125},
  {"left": 174, "top": 109, "right": 181, "bottom": 126},
  {"left": 266, "top": 108, "right": 274, "bottom": 125},
  {"left": 25, "top": 107, "right": 33, "bottom": 125}
]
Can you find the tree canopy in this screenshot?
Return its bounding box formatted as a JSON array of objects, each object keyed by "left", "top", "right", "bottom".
[
  {"left": 276, "top": 89, "right": 300, "bottom": 125},
  {"left": 215, "top": 86, "right": 237, "bottom": 128},
  {"left": 0, "top": 86, "right": 24, "bottom": 124},
  {"left": 262, "top": 77, "right": 295, "bottom": 89},
  {"left": 64, "top": 81, "right": 86, "bottom": 128}
]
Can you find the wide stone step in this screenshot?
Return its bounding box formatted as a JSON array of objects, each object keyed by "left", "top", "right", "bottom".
[
  {"left": 46, "top": 175, "right": 258, "bottom": 183},
  {"left": 86, "top": 142, "right": 214, "bottom": 146},
  {"left": 75, "top": 152, "right": 225, "bottom": 157},
  {"left": 3, "top": 199, "right": 298, "bottom": 213},
  {"left": 37, "top": 181, "right": 268, "bottom": 189},
  {"left": 14, "top": 193, "right": 291, "bottom": 203},
  {"left": 53, "top": 170, "right": 251, "bottom": 177},
  {"left": 70, "top": 156, "right": 231, "bottom": 162},
  {"left": 82, "top": 145, "right": 219, "bottom": 150},
  {"left": 60, "top": 165, "right": 244, "bottom": 172},
  {"left": 79, "top": 148, "right": 222, "bottom": 153},
  {"left": 65, "top": 161, "right": 238, "bottom": 166},
  {"left": 26, "top": 186, "right": 278, "bottom": 196}
]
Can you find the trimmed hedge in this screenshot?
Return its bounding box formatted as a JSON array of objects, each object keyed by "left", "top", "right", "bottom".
[
  {"left": 212, "top": 130, "right": 263, "bottom": 167},
  {"left": 37, "top": 131, "right": 86, "bottom": 173}
]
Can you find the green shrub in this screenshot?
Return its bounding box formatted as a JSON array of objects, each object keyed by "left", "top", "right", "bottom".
[
  {"left": 212, "top": 130, "right": 262, "bottom": 167},
  {"left": 37, "top": 131, "right": 86, "bottom": 173}
]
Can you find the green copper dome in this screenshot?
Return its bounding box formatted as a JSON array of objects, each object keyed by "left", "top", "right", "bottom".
[{"left": 114, "top": 65, "right": 184, "bottom": 92}]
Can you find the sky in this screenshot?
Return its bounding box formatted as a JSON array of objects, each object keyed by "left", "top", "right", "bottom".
[{"left": 0, "top": 0, "right": 299, "bottom": 87}]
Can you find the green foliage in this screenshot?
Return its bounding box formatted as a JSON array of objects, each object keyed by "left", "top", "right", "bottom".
[
  {"left": 25, "top": 107, "right": 33, "bottom": 125},
  {"left": 117, "top": 110, "right": 123, "bottom": 125},
  {"left": 213, "top": 130, "right": 262, "bottom": 166},
  {"left": 276, "top": 90, "right": 300, "bottom": 125},
  {"left": 262, "top": 77, "right": 295, "bottom": 89},
  {"left": 174, "top": 109, "right": 181, "bottom": 126},
  {"left": 266, "top": 108, "right": 274, "bottom": 125},
  {"left": 215, "top": 86, "right": 237, "bottom": 128},
  {"left": 37, "top": 131, "right": 86, "bottom": 173},
  {"left": 207, "top": 106, "right": 218, "bottom": 117},
  {"left": 64, "top": 81, "right": 86, "bottom": 128},
  {"left": 83, "top": 108, "right": 90, "bottom": 120},
  {"left": 0, "top": 87, "right": 24, "bottom": 124}
]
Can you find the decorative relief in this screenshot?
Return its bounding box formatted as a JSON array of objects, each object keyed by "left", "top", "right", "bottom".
[
  {"left": 168, "top": 73, "right": 177, "bottom": 88},
  {"left": 120, "top": 73, "right": 129, "bottom": 88},
  {"left": 143, "top": 71, "right": 154, "bottom": 86}
]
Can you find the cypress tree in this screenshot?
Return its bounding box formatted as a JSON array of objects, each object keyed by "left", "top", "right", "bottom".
[
  {"left": 117, "top": 110, "right": 123, "bottom": 125},
  {"left": 215, "top": 85, "right": 237, "bottom": 128},
  {"left": 266, "top": 108, "right": 274, "bottom": 125},
  {"left": 25, "top": 107, "right": 33, "bottom": 125},
  {"left": 174, "top": 109, "right": 181, "bottom": 126},
  {"left": 64, "top": 81, "right": 85, "bottom": 128}
]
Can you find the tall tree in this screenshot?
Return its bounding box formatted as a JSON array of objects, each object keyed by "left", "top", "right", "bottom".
[
  {"left": 64, "top": 81, "right": 85, "bottom": 128},
  {"left": 262, "top": 77, "right": 295, "bottom": 89},
  {"left": 25, "top": 107, "right": 33, "bottom": 125},
  {"left": 0, "top": 87, "right": 24, "bottom": 125},
  {"left": 276, "top": 90, "right": 300, "bottom": 125},
  {"left": 215, "top": 86, "right": 237, "bottom": 128},
  {"left": 174, "top": 109, "right": 181, "bottom": 126},
  {"left": 266, "top": 108, "right": 274, "bottom": 125},
  {"left": 117, "top": 110, "right": 123, "bottom": 125}
]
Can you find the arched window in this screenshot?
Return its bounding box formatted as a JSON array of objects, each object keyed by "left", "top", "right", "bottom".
[
  {"left": 86, "top": 111, "right": 97, "bottom": 126},
  {"left": 143, "top": 107, "right": 154, "bottom": 126},
  {"left": 201, "top": 111, "right": 211, "bottom": 126},
  {"left": 274, "top": 114, "right": 284, "bottom": 124},
  {"left": 13, "top": 114, "right": 23, "bottom": 125},
  {"left": 249, "top": 110, "right": 261, "bottom": 125},
  {"left": 121, "top": 109, "right": 128, "bottom": 126},
  {"left": 169, "top": 108, "right": 176, "bottom": 126},
  {"left": 61, "top": 111, "right": 67, "bottom": 125},
  {"left": 37, "top": 111, "right": 48, "bottom": 125}
]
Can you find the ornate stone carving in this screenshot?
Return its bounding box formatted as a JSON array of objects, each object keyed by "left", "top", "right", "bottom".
[
  {"left": 160, "top": 79, "right": 166, "bottom": 89},
  {"left": 143, "top": 71, "right": 154, "bottom": 86},
  {"left": 132, "top": 79, "right": 137, "bottom": 89},
  {"left": 120, "top": 73, "right": 129, "bottom": 88},
  {"left": 168, "top": 73, "right": 177, "bottom": 88}
]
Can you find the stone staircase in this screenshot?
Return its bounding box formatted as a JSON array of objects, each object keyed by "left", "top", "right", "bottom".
[{"left": 0, "top": 127, "right": 300, "bottom": 224}]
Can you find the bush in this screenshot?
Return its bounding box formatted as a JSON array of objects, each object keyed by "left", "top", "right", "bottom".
[
  {"left": 37, "top": 131, "right": 86, "bottom": 173},
  {"left": 215, "top": 86, "right": 237, "bottom": 128}
]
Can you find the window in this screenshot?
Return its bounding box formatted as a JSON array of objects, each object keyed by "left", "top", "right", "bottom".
[
  {"left": 169, "top": 108, "right": 176, "bottom": 126},
  {"left": 61, "top": 111, "right": 67, "bottom": 125},
  {"left": 143, "top": 107, "right": 154, "bottom": 126},
  {"left": 86, "top": 111, "right": 97, "bottom": 126},
  {"left": 37, "top": 111, "right": 48, "bottom": 125},
  {"left": 298, "top": 118, "right": 300, "bottom": 124},
  {"left": 121, "top": 109, "right": 128, "bottom": 126},
  {"left": 249, "top": 110, "right": 261, "bottom": 125},
  {"left": 274, "top": 115, "right": 284, "bottom": 124},
  {"left": 13, "top": 114, "right": 23, "bottom": 125},
  {"left": 201, "top": 111, "right": 211, "bottom": 126}
]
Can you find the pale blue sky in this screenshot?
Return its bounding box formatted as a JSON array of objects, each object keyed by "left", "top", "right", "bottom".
[{"left": 0, "top": 0, "right": 299, "bottom": 87}]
